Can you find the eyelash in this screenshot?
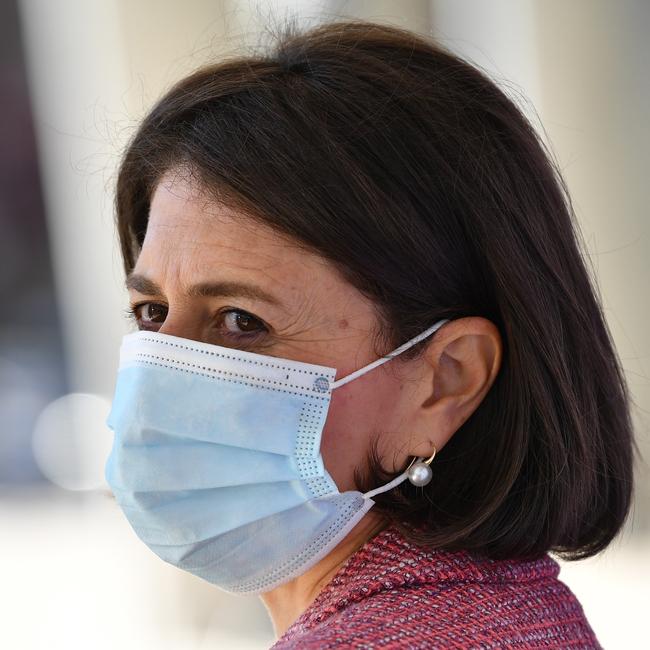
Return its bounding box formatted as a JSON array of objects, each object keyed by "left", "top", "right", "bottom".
[{"left": 125, "top": 303, "right": 269, "bottom": 341}]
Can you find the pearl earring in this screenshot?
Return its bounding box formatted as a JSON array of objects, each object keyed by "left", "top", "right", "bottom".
[{"left": 406, "top": 446, "right": 437, "bottom": 487}]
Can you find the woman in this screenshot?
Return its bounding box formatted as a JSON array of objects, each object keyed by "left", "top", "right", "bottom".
[{"left": 105, "top": 19, "right": 636, "bottom": 648}]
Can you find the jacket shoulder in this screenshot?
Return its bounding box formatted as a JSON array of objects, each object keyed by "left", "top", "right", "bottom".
[{"left": 272, "top": 578, "right": 602, "bottom": 649}]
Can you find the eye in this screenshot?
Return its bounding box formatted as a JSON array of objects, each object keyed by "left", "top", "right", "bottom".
[
  {"left": 124, "top": 303, "right": 269, "bottom": 342},
  {"left": 219, "top": 309, "right": 268, "bottom": 337},
  {"left": 127, "top": 302, "right": 168, "bottom": 330}
]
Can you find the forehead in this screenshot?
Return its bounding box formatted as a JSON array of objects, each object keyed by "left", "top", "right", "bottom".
[
  {"left": 135, "top": 169, "right": 367, "bottom": 320},
  {"left": 141, "top": 170, "right": 301, "bottom": 271}
]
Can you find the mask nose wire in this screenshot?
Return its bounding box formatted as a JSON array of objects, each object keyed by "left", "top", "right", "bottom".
[{"left": 328, "top": 318, "right": 450, "bottom": 391}]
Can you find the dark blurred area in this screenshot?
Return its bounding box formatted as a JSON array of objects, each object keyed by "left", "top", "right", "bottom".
[{"left": 0, "top": 0, "right": 67, "bottom": 484}]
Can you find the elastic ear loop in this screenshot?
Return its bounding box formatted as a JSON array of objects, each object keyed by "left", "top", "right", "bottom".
[
  {"left": 329, "top": 318, "right": 450, "bottom": 390},
  {"left": 363, "top": 451, "right": 437, "bottom": 500},
  {"left": 322, "top": 317, "right": 450, "bottom": 501}
]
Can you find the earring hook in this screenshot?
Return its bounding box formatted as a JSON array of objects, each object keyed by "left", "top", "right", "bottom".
[{"left": 405, "top": 446, "right": 437, "bottom": 471}]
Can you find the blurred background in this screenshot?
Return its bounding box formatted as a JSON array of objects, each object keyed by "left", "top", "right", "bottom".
[{"left": 1, "top": 0, "right": 648, "bottom": 648}]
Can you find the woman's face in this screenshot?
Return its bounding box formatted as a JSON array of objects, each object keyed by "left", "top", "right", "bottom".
[{"left": 127, "top": 169, "right": 442, "bottom": 491}]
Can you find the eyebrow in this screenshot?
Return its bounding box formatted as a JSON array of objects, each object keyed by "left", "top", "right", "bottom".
[{"left": 125, "top": 273, "right": 283, "bottom": 307}]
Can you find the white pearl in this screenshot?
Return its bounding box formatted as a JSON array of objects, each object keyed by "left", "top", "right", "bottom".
[{"left": 407, "top": 462, "right": 433, "bottom": 486}]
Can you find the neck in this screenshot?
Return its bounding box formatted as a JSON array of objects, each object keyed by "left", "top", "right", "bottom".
[{"left": 260, "top": 510, "right": 389, "bottom": 638}]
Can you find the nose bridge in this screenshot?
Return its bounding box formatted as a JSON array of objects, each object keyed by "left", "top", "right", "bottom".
[
  {"left": 157, "top": 309, "right": 204, "bottom": 342},
  {"left": 154, "top": 286, "right": 205, "bottom": 341}
]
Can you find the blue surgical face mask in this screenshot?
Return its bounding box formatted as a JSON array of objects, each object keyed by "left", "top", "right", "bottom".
[{"left": 105, "top": 318, "right": 449, "bottom": 594}]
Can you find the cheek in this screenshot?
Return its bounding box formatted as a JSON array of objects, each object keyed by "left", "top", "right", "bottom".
[{"left": 319, "top": 374, "right": 406, "bottom": 492}]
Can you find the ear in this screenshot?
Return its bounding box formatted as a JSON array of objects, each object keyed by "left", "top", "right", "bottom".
[{"left": 406, "top": 317, "right": 503, "bottom": 458}]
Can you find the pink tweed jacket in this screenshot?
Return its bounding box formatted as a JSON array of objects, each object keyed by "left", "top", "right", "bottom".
[{"left": 271, "top": 524, "right": 601, "bottom": 649}]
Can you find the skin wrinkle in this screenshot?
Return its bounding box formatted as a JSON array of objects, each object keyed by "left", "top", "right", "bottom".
[{"left": 133, "top": 168, "right": 503, "bottom": 638}]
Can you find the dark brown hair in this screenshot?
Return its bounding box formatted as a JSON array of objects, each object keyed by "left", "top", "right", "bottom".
[{"left": 115, "top": 19, "right": 637, "bottom": 560}]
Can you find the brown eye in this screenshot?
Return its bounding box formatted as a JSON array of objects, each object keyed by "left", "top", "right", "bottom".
[
  {"left": 137, "top": 303, "right": 168, "bottom": 327},
  {"left": 221, "top": 309, "right": 267, "bottom": 335}
]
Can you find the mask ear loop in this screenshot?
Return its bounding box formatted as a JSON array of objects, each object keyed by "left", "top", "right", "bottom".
[
  {"left": 329, "top": 318, "right": 450, "bottom": 390},
  {"left": 362, "top": 449, "right": 437, "bottom": 500},
  {"left": 326, "top": 318, "right": 448, "bottom": 501}
]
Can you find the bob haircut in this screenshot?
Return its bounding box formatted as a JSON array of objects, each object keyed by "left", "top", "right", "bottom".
[{"left": 115, "top": 20, "right": 637, "bottom": 560}]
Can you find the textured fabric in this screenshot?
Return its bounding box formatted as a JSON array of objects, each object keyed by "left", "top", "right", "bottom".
[{"left": 271, "top": 523, "right": 601, "bottom": 649}]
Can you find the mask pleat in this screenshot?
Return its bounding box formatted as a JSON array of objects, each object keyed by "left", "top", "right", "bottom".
[
  {"left": 111, "top": 479, "right": 333, "bottom": 545},
  {"left": 106, "top": 440, "right": 323, "bottom": 491},
  {"left": 149, "top": 492, "right": 374, "bottom": 595},
  {"left": 108, "top": 364, "right": 329, "bottom": 457}
]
